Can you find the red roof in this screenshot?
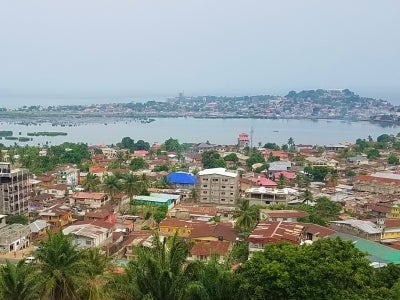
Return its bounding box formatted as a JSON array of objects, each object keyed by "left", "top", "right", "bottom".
[
  {"left": 384, "top": 218, "right": 400, "bottom": 228},
  {"left": 253, "top": 177, "right": 278, "bottom": 187},
  {"left": 356, "top": 175, "right": 400, "bottom": 184},
  {"left": 274, "top": 171, "right": 296, "bottom": 180},
  {"left": 159, "top": 218, "right": 208, "bottom": 229},
  {"left": 247, "top": 221, "right": 304, "bottom": 244},
  {"left": 371, "top": 204, "right": 391, "bottom": 213},
  {"left": 133, "top": 150, "right": 149, "bottom": 156},
  {"left": 71, "top": 192, "right": 107, "bottom": 200},
  {"left": 174, "top": 205, "right": 218, "bottom": 216},
  {"left": 190, "top": 241, "right": 231, "bottom": 257},
  {"left": 263, "top": 210, "right": 309, "bottom": 219},
  {"left": 189, "top": 222, "right": 238, "bottom": 242}
]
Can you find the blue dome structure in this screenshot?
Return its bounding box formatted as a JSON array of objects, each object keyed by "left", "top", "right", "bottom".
[{"left": 166, "top": 172, "right": 197, "bottom": 185}]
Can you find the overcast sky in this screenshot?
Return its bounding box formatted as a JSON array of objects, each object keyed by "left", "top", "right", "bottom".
[{"left": 1, "top": 0, "right": 399, "bottom": 106}]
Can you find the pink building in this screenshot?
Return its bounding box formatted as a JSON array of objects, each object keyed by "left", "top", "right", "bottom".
[{"left": 238, "top": 132, "right": 250, "bottom": 148}]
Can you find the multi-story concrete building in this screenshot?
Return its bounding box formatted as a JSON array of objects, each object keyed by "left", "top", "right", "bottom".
[
  {"left": 197, "top": 168, "right": 239, "bottom": 205},
  {"left": 0, "top": 162, "right": 30, "bottom": 215}
]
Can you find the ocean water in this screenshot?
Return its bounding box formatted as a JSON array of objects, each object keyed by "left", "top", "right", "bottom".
[{"left": 0, "top": 117, "right": 398, "bottom": 147}]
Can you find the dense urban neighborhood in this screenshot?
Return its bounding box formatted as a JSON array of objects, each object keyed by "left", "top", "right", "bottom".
[{"left": 1, "top": 129, "right": 400, "bottom": 299}]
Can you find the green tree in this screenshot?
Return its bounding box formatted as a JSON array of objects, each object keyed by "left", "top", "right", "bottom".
[
  {"left": 263, "top": 143, "right": 280, "bottom": 150},
  {"left": 287, "top": 137, "right": 295, "bottom": 150},
  {"left": 115, "top": 151, "right": 126, "bottom": 168},
  {"left": 233, "top": 199, "right": 259, "bottom": 236},
  {"left": 0, "top": 260, "right": 38, "bottom": 300},
  {"left": 153, "top": 205, "right": 168, "bottom": 225},
  {"left": 367, "top": 148, "right": 380, "bottom": 160},
  {"left": 301, "top": 189, "right": 313, "bottom": 205},
  {"left": 108, "top": 232, "right": 196, "bottom": 300},
  {"left": 246, "top": 151, "right": 265, "bottom": 168},
  {"left": 83, "top": 172, "right": 101, "bottom": 192},
  {"left": 35, "top": 231, "right": 87, "bottom": 300},
  {"left": 185, "top": 258, "right": 239, "bottom": 300},
  {"left": 314, "top": 196, "right": 341, "bottom": 221},
  {"left": 202, "top": 150, "right": 226, "bottom": 169},
  {"left": 236, "top": 238, "right": 375, "bottom": 300},
  {"left": 223, "top": 153, "right": 239, "bottom": 163},
  {"left": 276, "top": 173, "right": 287, "bottom": 189},
  {"left": 130, "top": 157, "right": 148, "bottom": 171},
  {"left": 164, "top": 138, "right": 181, "bottom": 152},
  {"left": 7, "top": 214, "right": 28, "bottom": 225},
  {"left": 80, "top": 247, "right": 110, "bottom": 300},
  {"left": 102, "top": 174, "right": 122, "bottom": 205},
  {"left": 153, "top": 164, "right": 169, "bottom": 172},
  {"left": 122, "top": 173, "right": 141, "bottom": 209},
  {"left": 388, "top": 153, "right": 399, "bottom": 165}
]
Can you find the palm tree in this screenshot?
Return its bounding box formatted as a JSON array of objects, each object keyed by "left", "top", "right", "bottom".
[
  {"left": 83, "top": 172, "right": 101, "bottom": 192},
  {"left": 115, "top": 151, "right": 126, "bottom": 169},
  {"left": 80, "top": 248, "right": 110, "bottom": 300},
  {"left": 327, "top": 171, "right": 339, "bottom": 191},
  {"left": 35, "top": 231, "right": 87, "bottom": 300},
  {"left": 0, "top": 260, "right": 38, "bottom": 300},
  {"left": 277, "top": 173, "right": 287, "bottom": 189},
  {"left": 184, "top": 258, "right": 239, "bottom": 300},
  {"left": 301, "top": 189, "right": 313, "bottom": 205},
  {"left": 287, "top": 137, "right": 295, "bottom": 150},
  {"left": 102, "top": 174, "right": 122, "bottom": 205},
  {"left": 122, "top": 173, "right": 141, "bottom": 209},
  {"left": 233, "top": 199, "right": 259, "bottom": 236},
  {"left": 108, "top": 232, "right": 196, "bottom": 300}
]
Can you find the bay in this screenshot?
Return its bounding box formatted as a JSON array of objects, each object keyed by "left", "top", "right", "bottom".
[{"left": 0, "top": 118, "right": 399, "bottom": 147}]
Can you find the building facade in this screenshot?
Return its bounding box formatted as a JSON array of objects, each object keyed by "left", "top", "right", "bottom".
[
  {"left": 0, "top": 163, "right": 30, "bottom": 215},
  {"left": 197, "top": 168, "right": 239, "bottom": 205}
]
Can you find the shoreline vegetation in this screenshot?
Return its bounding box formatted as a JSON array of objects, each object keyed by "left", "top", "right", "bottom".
[
  {"left": 27, "top": 131, "right": 67, "bottom": 136},
  {"left": 0, "top": 130, "right": 67, "bottom": 143}
]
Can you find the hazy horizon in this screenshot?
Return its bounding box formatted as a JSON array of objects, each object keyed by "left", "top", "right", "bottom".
[{"left": 1, "top": 1, "right": 399, "bottom": 107}]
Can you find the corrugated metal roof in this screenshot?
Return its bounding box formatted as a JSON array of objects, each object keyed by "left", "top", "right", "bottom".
[{"left": 332, "top": 232, "right": 400, "bottom": 264}]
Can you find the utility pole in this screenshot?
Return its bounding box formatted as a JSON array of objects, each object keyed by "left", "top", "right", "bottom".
[{"left": 250, "top": 126, "right": 254, "bottom": 154}]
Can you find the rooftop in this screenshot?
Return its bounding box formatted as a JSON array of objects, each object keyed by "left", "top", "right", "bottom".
[{"left": 198, "top": 168, "right": 238, "bottom": 178}]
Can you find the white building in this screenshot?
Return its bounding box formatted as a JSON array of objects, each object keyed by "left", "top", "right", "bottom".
[
  {"left": 62, "top": 222, "right": 113, "bottom": 249},
  {"left": 197, "top": 168, "right": 239, "bottom": 205}
]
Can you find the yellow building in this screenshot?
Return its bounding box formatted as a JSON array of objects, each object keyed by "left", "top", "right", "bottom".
[
  {"left": 39, "top": 205, "right": 73, "bottom": 228},
  {"left": 382, "top": 218, "right": 400, "bottom": 240},
  {"left": 391, "top": 204, "right": 399, "bottom": 218},
  {"left": 158, "top": 218, "right": 206, "bottom": 238}
]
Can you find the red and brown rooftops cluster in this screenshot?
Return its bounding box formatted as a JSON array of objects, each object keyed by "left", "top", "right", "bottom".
[
  {"left": 190, "top": 241, "right": 231, "bottom": 257},
  {"left": 247, "top": 221, "right": 305, "bottom": 244}
]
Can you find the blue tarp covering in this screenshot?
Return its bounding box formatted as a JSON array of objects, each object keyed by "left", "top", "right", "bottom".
[{"left": 166, "top": 172, "right": 196, "bottom": 184}]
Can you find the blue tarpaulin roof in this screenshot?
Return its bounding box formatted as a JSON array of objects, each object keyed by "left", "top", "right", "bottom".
[{"left": 166, "top": 172, "right": 196, "bottom": 184}]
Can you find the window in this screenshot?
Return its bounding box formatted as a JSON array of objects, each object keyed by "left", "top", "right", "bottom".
[
  {"left": 221, "top": 185, "right": 226, "bottom": 188},
  {"left": 203, "top": 191, "right": 208, "bottom": 194},
  {"left": 230, "top": 193, "right": 234, "bottom": 196},
  {"left": 203, "top": 178, "right": 209, "bottom": 181},
  {"left": 221, "top": 192, "right": 225, "bottom": 195},
  {"left": 212, "top": 178, "right": 219, "bottom": 182},
  {"left": 221, "top": 198, "right": 226, "bottom": 201},
  {"left": 203, "top": 185, "right": 208, "bottom": 188},
  {"left": 85, "top": 240, "right": 92, "bottom": 246},
  {"left": 202, "top": 197, "right": 208, "bottom": 200}
]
